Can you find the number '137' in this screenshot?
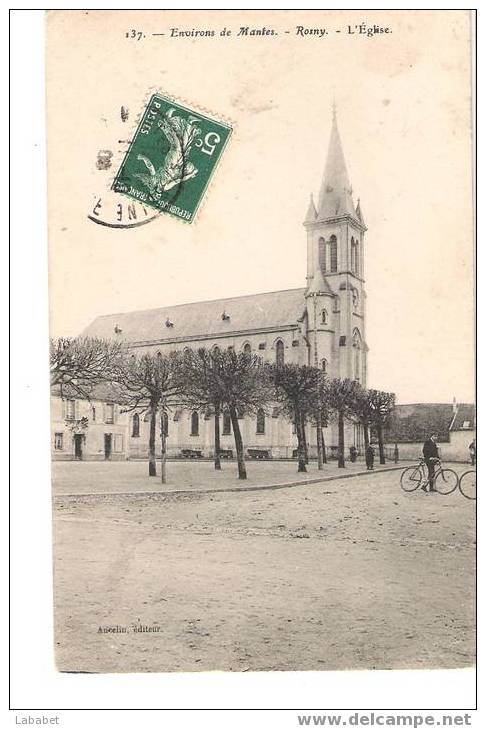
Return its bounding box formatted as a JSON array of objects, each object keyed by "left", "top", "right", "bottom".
[{"left": 126, "top": 29, "right": 144, "bottom": 40}]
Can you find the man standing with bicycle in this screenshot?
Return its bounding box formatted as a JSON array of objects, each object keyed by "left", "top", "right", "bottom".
[{"left": 422, "top": 433, "right": 440, "bottom": 492}]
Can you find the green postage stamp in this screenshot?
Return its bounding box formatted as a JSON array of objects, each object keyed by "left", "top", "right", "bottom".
[{"left": 112, "top": 93, "right": 232, "bottom": 223}]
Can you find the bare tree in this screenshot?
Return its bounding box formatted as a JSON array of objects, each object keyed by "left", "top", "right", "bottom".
[
  {"left": 177, "top": 348, "right": 226, "bottom": 471},
  {"left": 304, "top": 371, "right": 331, "bottom": 469},
  {"left": 270, "top": 364, "right": 321, "bottom": 473},
  {"left": 190, "top": 348, "right": 271, "bottom": 480},
  {"left": 353, "top": 385, "right": 374, "bottom": 451},
  {"left": 326, "top": 378, "right": 362, "bottom": 468},
  {"left": 113, "top": 351, "right": 182, "bottom": 479},
  {"left": 50, "top": 337, "right": 124, "bottom": 400},
  {"left": 368, "top": 389, "right": 396, "bottom": 465}
]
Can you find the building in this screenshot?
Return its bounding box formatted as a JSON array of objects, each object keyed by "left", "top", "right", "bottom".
[
  {"left": 383, "top": 401, "right": 476, "bottom": 462},
  {"left": 51, "top": 109, "right": 369, "bottom": 460},
  {"left": 51, "top": 384, "right": 129, "bottom": 461}
]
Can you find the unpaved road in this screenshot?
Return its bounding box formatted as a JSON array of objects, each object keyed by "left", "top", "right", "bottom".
[{"left": 53, "top": 467, "right": 475, "bottom": 673}]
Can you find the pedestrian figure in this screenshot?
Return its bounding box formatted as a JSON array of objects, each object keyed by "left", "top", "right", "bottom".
[
  {"left": 365, "top": 444, "right": 375, "bottom": 470},
  {"left": 349, "top": 445, "right": 357, "bottom": 463},
  {"left": 469, "top": 439, "right": 476, "bottom": 466},
  {"left": 422, "top": 433, "right": 440, "bottom": 492}
]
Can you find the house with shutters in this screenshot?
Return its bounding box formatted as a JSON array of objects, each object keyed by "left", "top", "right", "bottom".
[{"left": 51, "top": 385, "right": 129, "bottom": 461}]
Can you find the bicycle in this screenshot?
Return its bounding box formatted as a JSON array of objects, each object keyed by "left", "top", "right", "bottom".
[
  {"left": 458, "top": 469, "right": 476, "bottom": 500},
  {"left": 400, "top": 458, "right": 458, "bottom": 494}
]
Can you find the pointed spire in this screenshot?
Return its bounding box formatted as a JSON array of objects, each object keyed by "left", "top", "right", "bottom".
[
  {"left": 306, "top": 267, "right": 334, "bottom": 297},
  {"left": 356, "top": 197, "right": 365, "bottom": 225},
  {"left": 304, "top": 193, "right": 317, "bottom": 224},
  {"left": 317, "top": 106, "right": 357, "bottom": 221}
]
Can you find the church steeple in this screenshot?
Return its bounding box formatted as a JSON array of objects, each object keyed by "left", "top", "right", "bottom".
[
  {"left": 302, "top": 105, "right": 367, "bottom": 384},
  {"left": 317, "top": 106, "right": 357, "bottom": 221}
]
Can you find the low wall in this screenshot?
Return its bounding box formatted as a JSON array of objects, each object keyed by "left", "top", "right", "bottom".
[{"left": 384, "top": 439, "right": 473, "bottom": 464}]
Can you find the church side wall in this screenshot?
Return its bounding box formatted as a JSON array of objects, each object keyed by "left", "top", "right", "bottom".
[
  {"left": 134, "top": 327, "right": 308, "bottom": 366},
  {"left": 51, "top": 396, "right": 363, "bottom": 463}
]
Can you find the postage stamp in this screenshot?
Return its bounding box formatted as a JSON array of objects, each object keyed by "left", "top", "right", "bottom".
[{"left": 112, "top": 93, "right": 232, "bottom": 223}]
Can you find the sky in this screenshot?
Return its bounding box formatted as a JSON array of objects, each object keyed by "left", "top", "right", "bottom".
[{"left": 46, "top": 9, "right": 474, "bottom": 404}]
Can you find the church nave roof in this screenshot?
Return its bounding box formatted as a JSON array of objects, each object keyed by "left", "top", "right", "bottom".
[{"left": 82, "top": 287, "right": 307, "bottom": 345}]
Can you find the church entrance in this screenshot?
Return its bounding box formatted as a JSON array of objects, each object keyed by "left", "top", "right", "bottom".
[
  {"left": 74, "top": 434, "right": 83, "bottom": 460},
  {"left": 104, "top": 434, "right": 112, "bottom": 460}
]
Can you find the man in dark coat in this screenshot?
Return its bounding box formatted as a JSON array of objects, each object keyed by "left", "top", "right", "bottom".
[{"left": 422, "top": 434, "right": 440, "bottom": 491}]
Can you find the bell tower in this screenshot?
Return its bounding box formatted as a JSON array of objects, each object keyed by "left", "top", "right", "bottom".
[{"left": 304, "top": 104, "right": 368, "bottom": 385}]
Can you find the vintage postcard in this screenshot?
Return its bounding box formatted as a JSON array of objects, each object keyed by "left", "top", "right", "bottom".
[{"left": 46, "top": 9, "right": 475, "bottom": 680}]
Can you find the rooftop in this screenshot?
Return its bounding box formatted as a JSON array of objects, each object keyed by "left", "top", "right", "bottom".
[
  {"left": 384, "top": 403, "right": 476, "bottom": 443},
  {"left": 82, "top": 287, "right": 308, "bottom": 344}
]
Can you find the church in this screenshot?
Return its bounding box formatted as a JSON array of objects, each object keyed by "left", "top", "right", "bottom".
[{"left": 51, "top": 109, "right": 369, "bottom": 461}]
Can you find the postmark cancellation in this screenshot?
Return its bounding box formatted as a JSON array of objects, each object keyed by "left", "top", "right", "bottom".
[{"left": 112, "top": 93, "right": 232, "bottom": 223}]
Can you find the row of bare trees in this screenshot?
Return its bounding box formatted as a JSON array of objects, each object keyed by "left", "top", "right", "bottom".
[{"left": 50, "top": 337, "right": 396, "bottom": 481}]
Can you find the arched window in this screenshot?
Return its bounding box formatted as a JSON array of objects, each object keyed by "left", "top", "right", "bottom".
[
  {"left": 330, "top": 235, "right": 338, "bottom": 272},
  {"left": 321, "top": 308, "right": 328, "bottom": 325},
  {"left": 350, "top": 238, "right": 359, "bottom": 275},
  {"left": 222, "top": 410, "right": 231, "bottom": 435},
  {"left": 318, "top": 237, "right": 326, "bottom": 272},
  {"left": 256, "top": 408, "right": 265, "bottom": 434},
  {"left": 132, "top": 413, "right": 140, "bottom": 437},
  {"left": 243, "top": 342, "right": 251, "bottom": 355},
  {"left": 275, "top": 339, "right": 285, "bottom": 367},
  {"left": 190, "top": 411, "right": 199, "bottom": 436},
  {"left": 352, "top": 329, "right": 362, "bottom": 382},
  {"left": 321, "top": 358, "right": 328, "bottom": 373},
  {"left": 161, "top": 411, "right": 169, "bottom": 436}
]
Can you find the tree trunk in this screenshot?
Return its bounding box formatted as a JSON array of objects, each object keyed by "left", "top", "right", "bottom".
[
  {"left": 377, "top": 422, "right": 385, "bottom": 464},
  {"left": 301, "top": 413, "right": 309, "bottom": 464},
  {"left": 338, "top": 410, "right": 345, "bottom": 468},
  {"left": 229, "top": 405, "right": 247, "bottom": 480},
  {"left": 363, "top": 423, "right": 370, "bottom": 450},
  {"left": 149, "top": 404, "right": 157, "bottom": 476},
  {"left": 160, "top": 431, "right": 167, "bottom": 484},
  {"left": 214, "top": 402, "right": 221, "bottom": 471},
  {"left": 316, "top": 409, "right": 324, "bottom": 470},
  {"left": 295, "top": 408, "right": 307, "bottom": 473},
  {"left": 321, "top": 426, "right": 327, "bottom": 464}
]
